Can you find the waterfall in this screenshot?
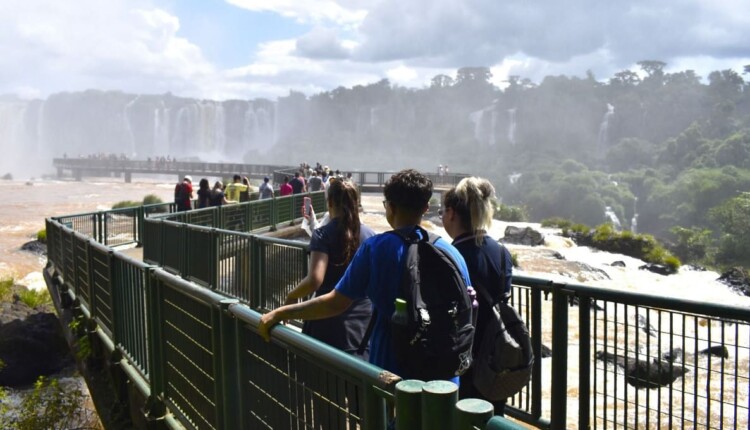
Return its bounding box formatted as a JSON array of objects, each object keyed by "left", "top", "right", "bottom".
[
  {"left": 631, "top": 197, "right": 639, "bottom": 234},
  {"left": 598, "top": 103, "right": 615, "bottom": 147},
  {"left": 123, "top": 95, "right": 140, "bottom": 157},
  {"left": 508, "top": 172, "right": 522, "bottom": 185},
  {"left": 153, "top": 101, "right": 170, "bottom": 156},
  {"left": 604, "top": 206, "right": 622, "bottom": 231},
  {"left": 489, "top": 109, "right": 497, "bottom": 146},
  {"left": 213, "top": 103, "right": 226, "bottom": 154},
  {"left": 507, "top": 108, "right": 517, "bottom": 145},
  {"left": 469, "top": 109, "right": 484, "bottom": 143}
]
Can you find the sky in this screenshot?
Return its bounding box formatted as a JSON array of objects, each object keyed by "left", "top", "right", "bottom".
[{"left": 1, "top": 0, "right": 749, "bottom": 101}]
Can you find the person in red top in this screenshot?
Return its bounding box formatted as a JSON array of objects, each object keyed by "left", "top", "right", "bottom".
[
  {"left": 280, "top": 175, "right": 293, "bottom": 196},
  {"left": 175, "top": 175, "right": 194, "bottom": 211}
]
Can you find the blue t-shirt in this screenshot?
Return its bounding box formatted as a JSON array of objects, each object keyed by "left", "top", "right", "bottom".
[{"left": 335, "top": 225, "right": 471, "bottom": 379}]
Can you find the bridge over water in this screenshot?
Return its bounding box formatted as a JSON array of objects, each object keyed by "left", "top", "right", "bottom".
[
  {"left": 43, "top": 167, "right": 750, "bottom": 429},
  {"left": 52, "top": 158, "right": 464, "bottom": 192}
]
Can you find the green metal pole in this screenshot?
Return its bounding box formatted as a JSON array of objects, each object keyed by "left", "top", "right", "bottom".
[
  {"left": 453, "top": 398, "right": 494, "bottom": 430},
  {"left": 453, "top": 399, "right": 495, "bottom": 430},
  {"left": 395, "top": 379, "right": 424, "bottom": 430},
  {"left": 550, "top": 288, "right": 569, "bottom": 429},
  {"left": 485, "top": 416, "right": 529, "bottom": 429},
  {"left": 363, "top": 385, "right": 387, "bottom": 430},
  {"left": 421, "top": 380, "right": 458, "bottom": 430}
]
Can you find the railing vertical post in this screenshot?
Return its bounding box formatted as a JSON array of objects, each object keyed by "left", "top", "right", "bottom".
[
  {"left": 211, "top": 228, "right": 220, "bottom": 289},
  {"left": 216, "top": 205, "right": 223, "bottom": 229},
  {"left": 144, "top": 267, "right": 167, "bottom": 424},
  {"left": 531, "top": 288, "right": 543, "bottom": 418},
  {"left": 271, "top": 197, "right": 278, "bottom": 231},
  {"left": 421, "top": 381, "right": 458, "bottom": 430},
  {"left": 578, "top": 295, "right": 591, "bottom": 430},
  {"left": 395, "top": 379, "right": 424, "bottom": 429},
  {"left": 180, "top": 223, "right": 188, "bottom": 279},
  {"left": 454, "top": 398, "right": 494, "bottom": 430},
  {"left": 86, "top": 238, "right": 96, "bottom": 318},
  {"left": 550, "top": 288, "right": 569, "bottom": 429},
  {"left": 363, "top": 385, "right": 387, "bottom": 430},
  {"left": 245, "top": 203, "right": 252, "bottom": 233},
  {"left": 217, "top": 299, "right": 240, "bottom": 429},
  {"left": 137, "top": 206, "right": 145, "bottom": 245}
]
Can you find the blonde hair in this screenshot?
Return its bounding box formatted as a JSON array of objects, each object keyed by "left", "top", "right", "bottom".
[{"left": 443, "top": 177, "right": 495, "bottom": 244}]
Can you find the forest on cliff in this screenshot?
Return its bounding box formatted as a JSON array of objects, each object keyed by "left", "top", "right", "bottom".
[{"left": 270, "top": 61, "right": 750, "bottom": 269}]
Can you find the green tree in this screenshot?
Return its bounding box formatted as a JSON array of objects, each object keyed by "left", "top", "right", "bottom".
[{"left": 709, "top": 192, "right": 750, "bottom": 267}]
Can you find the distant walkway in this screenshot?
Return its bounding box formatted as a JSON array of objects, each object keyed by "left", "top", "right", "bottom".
[{"left": 52, "top": 158, "right": 466, "bottom": 191}]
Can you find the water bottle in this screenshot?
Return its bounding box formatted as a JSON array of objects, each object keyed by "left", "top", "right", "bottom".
[
  {"left": 392, "top": 298, "right": 409, "bottom": 327},
  {"left": 468, "top": 286, "right": 479, "bottom": 326}
]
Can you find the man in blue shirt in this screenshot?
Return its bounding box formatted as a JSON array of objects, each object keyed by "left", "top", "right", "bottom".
[{"left": 258, "top": 169, "right": 471, "bottom": 379}]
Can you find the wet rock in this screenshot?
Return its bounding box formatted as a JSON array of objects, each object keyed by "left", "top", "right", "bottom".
[
  {"left": 611, "top": 260, "right": 626, "bottom": 267},
  {"left": 20, "top": 239, "right": 47, "bottom": 256},
  {"left": 717, "top": 267, "right": 750, "bottom": 297},
  {"left": 636, "top": 313, "right": 658, "bottom": 337},
  {"left": 569, "top": 296, "right": 605, "bottom": 311},
  {"left": 699, "top": 345, "right": 729, "bottom": 359},
  {"left": 0, "top": 312, "right": 75, "bottom": 387},
  {"left": 502, "top": 226, "right": 545, "bottom": 246},
  {"left": 540, "top": 344, "right": 552, "bottom": 358},
  {"left": 638, "top": 263, "right": 676, "bottom": 276},
  {"left": 662, "top": 348, "right": 684, "bottom": 362},
  {"left": 596, "top": 351, "right": 689, "bottom": 389}
]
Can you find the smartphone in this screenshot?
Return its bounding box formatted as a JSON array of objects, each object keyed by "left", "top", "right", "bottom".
[{"left": 303, "top": 197, "right": 312, "bottom": 217}]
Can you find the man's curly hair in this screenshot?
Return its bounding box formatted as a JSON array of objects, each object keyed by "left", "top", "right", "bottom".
[{"left": 383, "top": 169, "right": 433, "bottom": 215}]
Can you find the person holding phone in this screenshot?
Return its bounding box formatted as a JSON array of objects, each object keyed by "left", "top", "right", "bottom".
[{"left": 283, "top": 178, "right": 375, "bottom": 357}]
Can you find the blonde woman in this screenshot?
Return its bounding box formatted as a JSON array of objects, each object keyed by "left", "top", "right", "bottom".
[{"left": 441, "top": 176, "right": 513, "bottom": 414}]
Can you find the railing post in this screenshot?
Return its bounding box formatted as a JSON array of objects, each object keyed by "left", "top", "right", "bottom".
[
  {"left": 578, "top": 295, "right": 591, "bottom": 430},
  {"left": 137, "top": 206, "right": 145, "bottom": 246},
  {"left": 454, "top": 398, "right": 494, "bottom": 430},
  {"left": 550, "top": 287, "right": 569, "bottom": 429},
  {"left": 531, "top": 288, "right": 543, "bottom": 419},
  {"left": 144, "top": 267, "right": 167, "bottom": 426},
  {"left": 421, "top": 381, "right": 458, "bottom": 430},
  {"left": 217, "top": 299, "right": 240, "bottom": 429},
  {"left": 211, "top": 228, "right": 220, "bottom": 289},
  {"left": 363, "top": 385, "right": 387, "bottom": 430},
  {"left": 395, "top": 379, "right": 424, "bottom": 429}
]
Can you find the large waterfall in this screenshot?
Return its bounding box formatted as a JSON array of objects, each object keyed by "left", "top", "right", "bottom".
[
  {"left": 598, "top": 103, "right": 615, "bottom": 148},
  {"left": 0, "top": 93, "right": 278, "bottom": 177}
]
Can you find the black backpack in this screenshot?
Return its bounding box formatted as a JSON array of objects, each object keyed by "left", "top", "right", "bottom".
[
  {"left": 174, "top": 182, "right": 186, "bottom": 204},
  {"left": 379, "top": 226, "right": 475, "bottom": 381},
  {"left": 472, "top": 282, "right": 534, "bottom": 400}
]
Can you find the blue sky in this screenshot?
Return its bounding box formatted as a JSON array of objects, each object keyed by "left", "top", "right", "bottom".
[
  {"left": 0, "top": 0, "right": 749, "bottom": 100},
  {"left": 166, "top": 0, "right": 310, "bottom": 68}
]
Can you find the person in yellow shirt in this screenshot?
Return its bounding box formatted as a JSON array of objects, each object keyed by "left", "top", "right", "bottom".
[{"left": 225, "top": 174, "right": 248, "bottom": 202}]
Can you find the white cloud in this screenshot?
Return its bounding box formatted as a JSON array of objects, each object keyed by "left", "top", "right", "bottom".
[
  {"left": 225, "top": 0, "right": 368, "bottom": 27},
  {"left": 0, "top": 0, "right": 215, "bottom": 98},
  {"left": 295, "top": 27, "right": 351, "bottom": 59}
]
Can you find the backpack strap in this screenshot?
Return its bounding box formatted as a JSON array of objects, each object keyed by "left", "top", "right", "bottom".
[{"left": 356, "top": 309, "right": 377, "bottom": 356}]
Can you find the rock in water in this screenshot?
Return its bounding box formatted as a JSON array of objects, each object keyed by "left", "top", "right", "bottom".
[
  {"left": 21, "top": 240, "right": 47, "bottom": 256},
  {"left": 0, "top": 312, "right": 75, "bottom": 387},
  {"left": 502, "top": 226, "right": 545, "bottom": 246},
  {"left": 596, "top": 351, "right": 688, "bottom": 389},
  {"left": 717, "top": 267, "right": 750, "bottom": 297}
]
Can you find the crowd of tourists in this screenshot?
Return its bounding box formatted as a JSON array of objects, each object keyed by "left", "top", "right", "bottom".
[
  {"left": 173, "top": 162, "right": 356, "bottom": 211},
  {"left": 256, "top": 169, "right": 518, "bottom": 415}
]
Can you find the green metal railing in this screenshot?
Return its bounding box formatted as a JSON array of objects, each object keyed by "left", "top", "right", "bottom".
[{"left": 45, "top": 194, "right": 750, "bottom": 429}]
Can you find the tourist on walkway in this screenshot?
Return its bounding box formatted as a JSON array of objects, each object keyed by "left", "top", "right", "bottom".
[
  {"left": 289, "top": 171, "right": 306, "bottom": 194},
  {"left": 241, "top": 176, "right": 252, "bottom": 201},
  {"left": 225, "top": 174, "right": 248, "bottom": 202},
  {"left": 282, "top": 178, "right": 375, "bottom": 357},
  {"left": 441, "top": 177, "right": 513, "bottom": 415},
  {"left": 258, "top": 169, "right": 471, "bottom": 380},
  {"left": 280, "top": 176, "right": 293, "bottom": 196},
  {"left": 175, "top": 175, "right": 193, "bottom": 212},
  {"left": 196, "top": 178, "right": 211, "bottom": 209},
  {"left": 259, "top": 177, "right": 274, "bottom": 199},
  {"left": 209, "top": 181, "right": 230, "bottom": 206},
  {"left": 307, "top": 170, "right": 323, "bottom": 192}
]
